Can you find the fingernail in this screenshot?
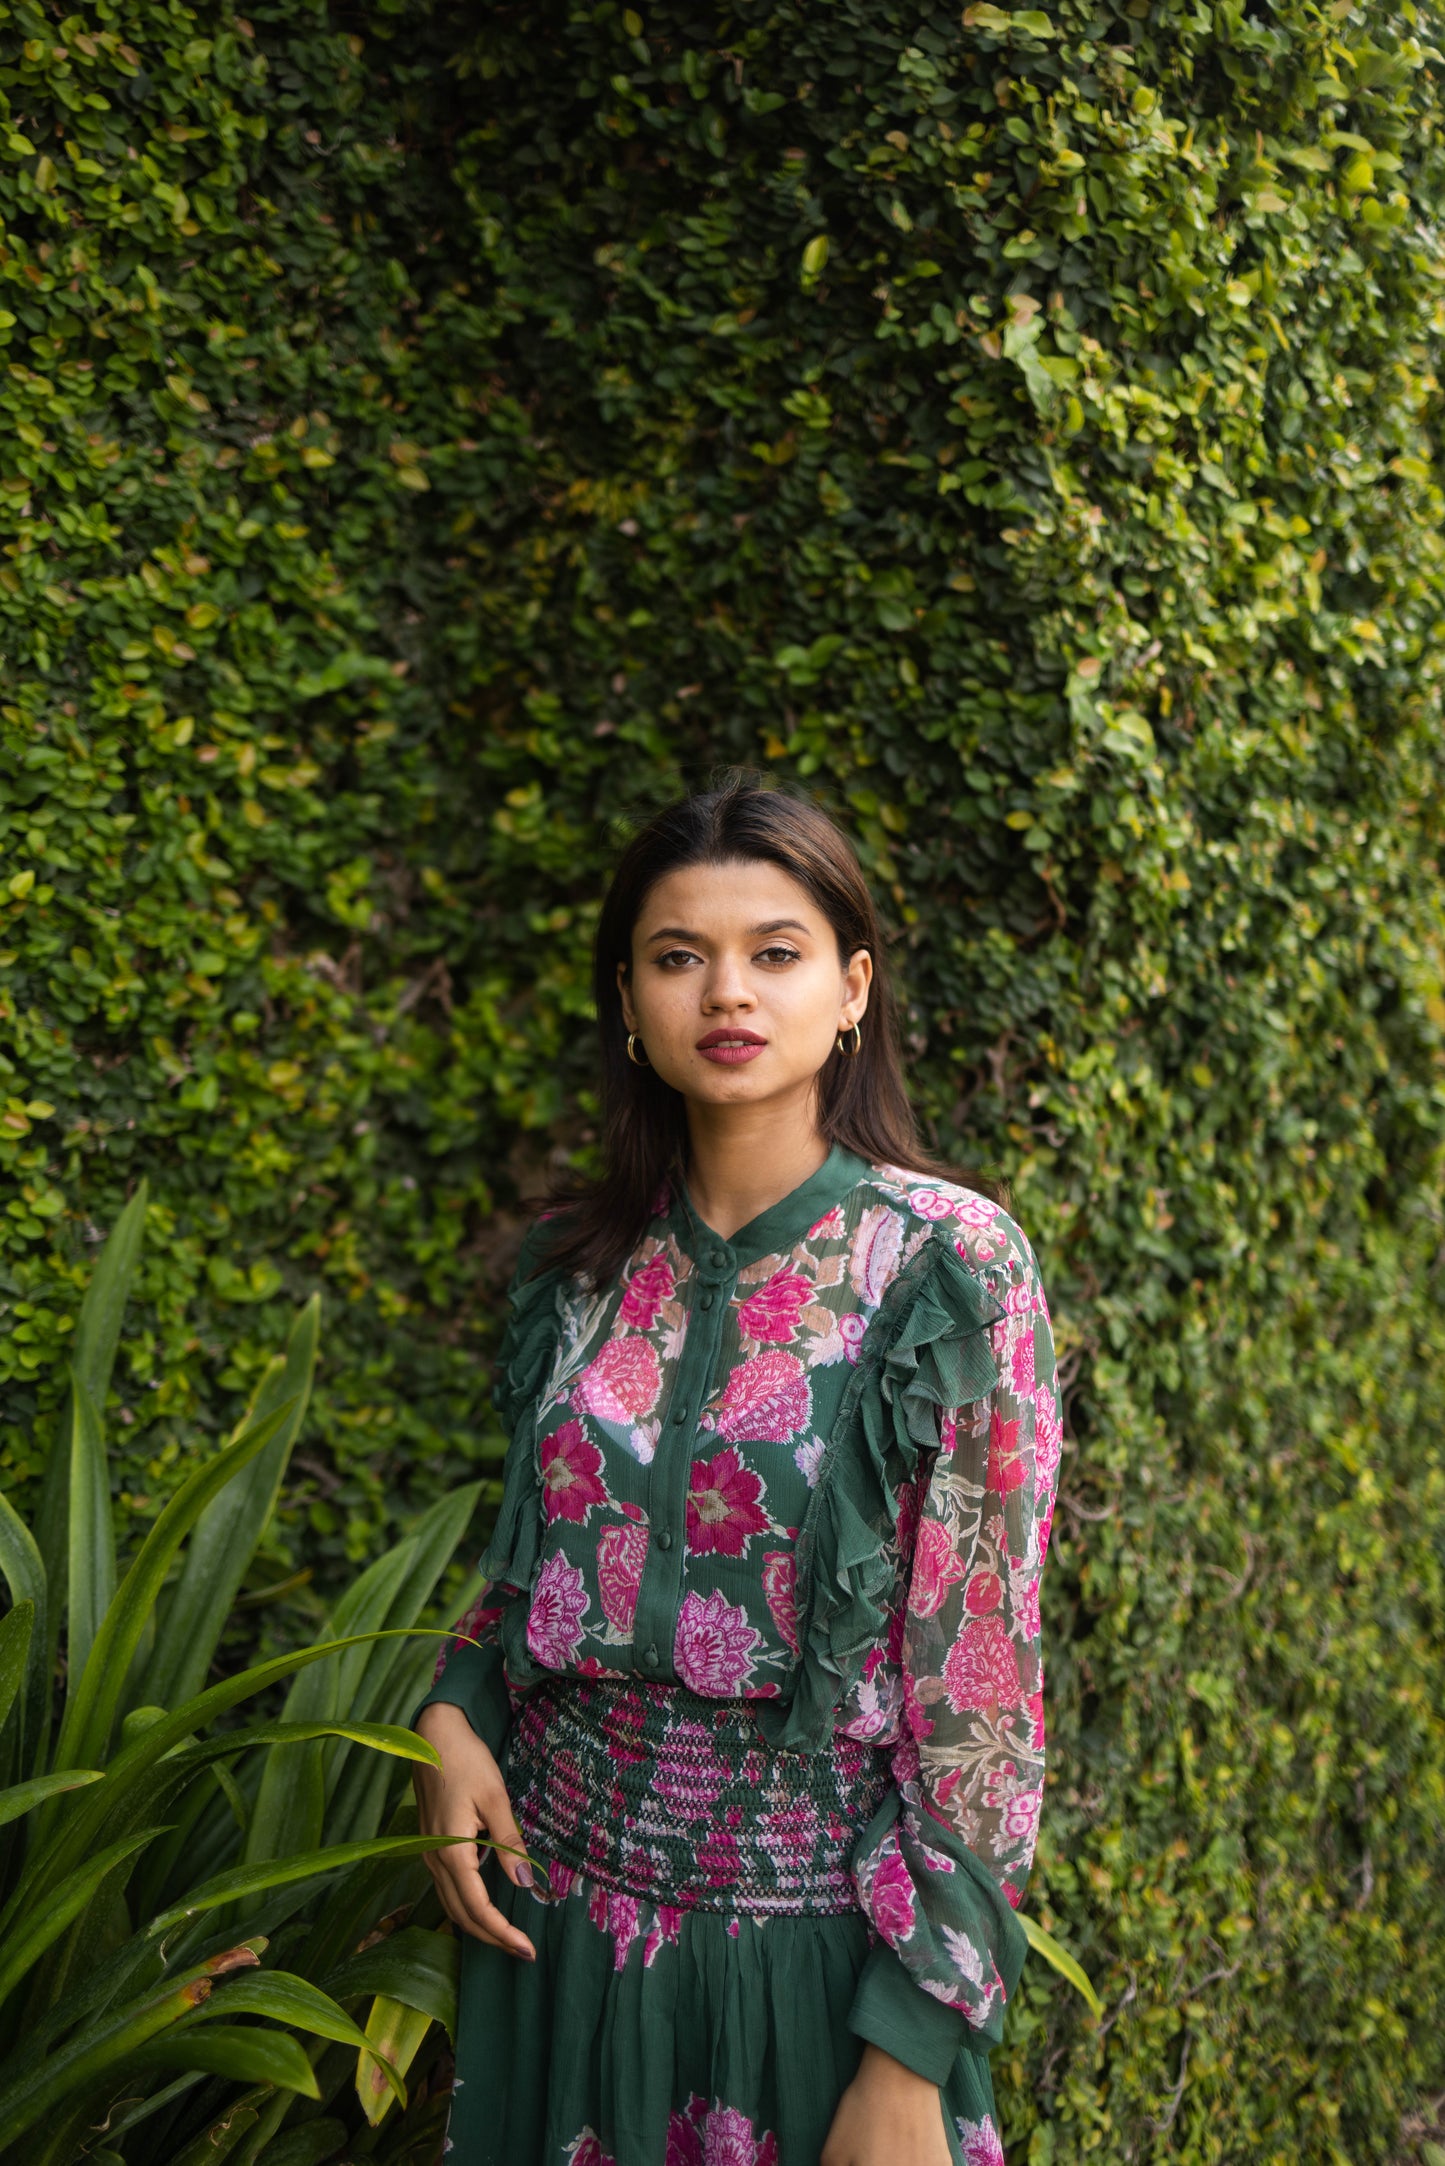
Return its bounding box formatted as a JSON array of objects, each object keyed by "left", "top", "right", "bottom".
[{"left": 515, "top": 1863, "right": 534, "bottom": 1889}]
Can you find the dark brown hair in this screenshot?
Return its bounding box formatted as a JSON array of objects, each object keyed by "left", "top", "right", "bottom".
[{"left": 540, "top": 776, "right": 1003, "bottom": 1286}]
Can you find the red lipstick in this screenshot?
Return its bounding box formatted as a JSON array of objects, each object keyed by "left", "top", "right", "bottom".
[{"left": 696, "top": 1029, "right": 767, "bottom": 1066}]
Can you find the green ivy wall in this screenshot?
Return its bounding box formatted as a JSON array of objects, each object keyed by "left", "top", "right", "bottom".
[{"left": 3, "top": 0, "right": 1444, "bottom": 2157}]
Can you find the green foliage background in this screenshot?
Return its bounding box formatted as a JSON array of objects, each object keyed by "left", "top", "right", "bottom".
[{"left": 3, "top": 0, "right": 1444, "bottom": 2157}]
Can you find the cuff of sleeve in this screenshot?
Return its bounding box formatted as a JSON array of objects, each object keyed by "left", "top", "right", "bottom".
[
  {"left": 847, "top": 1940, "right": 990, "bottom": 2085},
  {"left": 411, "top": 1634, "right": 513, "bottom": 1761}
]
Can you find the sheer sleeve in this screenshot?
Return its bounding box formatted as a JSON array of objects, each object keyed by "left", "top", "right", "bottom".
[
  {"left": 848, "top": 1222, "right": 1062, "bottom": 2083},
  {"left": 412, "top": 1217, "right": 563, "bottom": 1757}
]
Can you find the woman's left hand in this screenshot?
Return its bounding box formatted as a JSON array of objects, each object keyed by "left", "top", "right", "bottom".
[{"left": 820, "top": 2043, "right": 953, "bottom": 2166}]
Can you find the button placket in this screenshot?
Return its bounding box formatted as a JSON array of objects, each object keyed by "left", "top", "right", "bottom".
[{"left": 630, "top": 1241, "right": 736, "bottom": 1678}]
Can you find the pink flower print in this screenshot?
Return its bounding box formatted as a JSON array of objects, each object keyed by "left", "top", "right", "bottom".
[
  {"left": 943, "top": 1615, "right": 1026, "bottom": 1714},
  {"left": 808, "top": 1204, "right": 845, "bottom": 1239},
  {"left": 696, "top": 1824, "right": 740, "bottom": 1887},
  {"left": 541, "top": 1420, "right": 608, "bottom": 1525},
  {"left": 1009, "top": 1327, "right": 1036, "bottom": 1397},
  {"left": 526, "top": 1553, "right": 590, "bottom": 1669},
  {"left": 653, "top": 1720, "right": 731, "bottom": 1816},
  {"left": 907, "top": 1186, "right": 955, "bottom": 1220},
  {"left": 863, "top": 1843, "right": 917, "bottom": 1945},
  {"left": 620, "top": 1250, "right": 675, "bottom": 1330},
  {"left": 909, "top": 1517, "right": 968, "bottom": 1619},
  {"left": 1027, "top": 1686, "right": 1045, "bottom": 1747},
  {"left": 713, "top": 1350, "right": 811, "bottom": 1443},
  {"left": 673, "top": 1589, "right": 761, "bottom": 1695},
  {"left": 665, "top": 2103, "right": 705, "bottom": 2166},
  {"left": 686, "top": 1448, "right": 769, "bottom": 1557},
  {"left": 737, "top": 1267, "right": 812, "bottom": 1342},
  {"left": 433, "top": 1594, "right": 504, "bottom": 1680},
  {"left": 964, "top": 1566, "right": 1005, "bottom": 1617},
  {"left": 850, "top": 1204, "right": 904, "bottom": 1306},
  {"left": 643, "top": 1901, "right": 684, "bottom": 1968},
  {"left": 573, "top": 1334, "right": 662, "bottom": 1425},
  {"left": 953, "top": 1193, "right": 1001, "bottom": 1230},
  {"left": 955, "top": 2118, "right": 1006, "bottom": 2166},
  {"left": 597, "top": 1520, "right": 648, "bottom": 1635},
  {"left": 987, "top": 1406, "right": 1026, "bottom": 1496},
  {"left": 586, "top": 1884, "right": 641, "bottom": 1971},
  {"left": 564, "top": 2132, "right": 616, "bottom": 2166},
  {"left": 840, "top": 1312, "right": 867, "bottom": 1365},
  {"left": 761, "top": 1549, "right": 800, "bottom": 1654},
  {"left": 699, "top": 2104, "right": 779, "bottom": 2166}
]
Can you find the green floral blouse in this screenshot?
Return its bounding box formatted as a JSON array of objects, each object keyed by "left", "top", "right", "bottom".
[{"left": 425, "top": 1143, "right": 1062, "bottom": 2086}]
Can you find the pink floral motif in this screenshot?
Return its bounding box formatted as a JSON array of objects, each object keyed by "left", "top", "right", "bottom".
[
  {"left": 564, "top": 2131, "right": 615, "bottom": 2166},
  {"left": 761, "top": 1549, "right": 799, "bottom": 1654},
  {"left": 955, "top": 2117, "right": 1006, "bottom": 2166},
  {"left": 840, "top": 1312, "right": 866, "bottom": 1364},
  {"left": 712, "top": 1350, "right": 811, "bottom": 1444},
  {"left": 907, "top": 1187, "right": 955, "bottom": 1220},
  {"left": 587, "top": 1882, "right": 641, "bottom": 1971},
  {"left": 850, "top": 1204, "right": 904, "bottom": 1306},
  {"left": 862, "top": 1843, "right": 917, "bottom": 1945},
  {"left": 526, "top": 1553, "right": 590, "bottom": 1669},
  {"left": 620, "top": 1250, "right": 676, "bottom": 1330},
  {"left": 573, "top": 1335, "right": 662, "bottom": 1425},
  {"left": 666, "top": 2099, "right": 779, "bottom": 2166},
  {"left": 541, "top": 1419, "right": 608, "bottom": 1524},
  {"left": 643, "top": 1902, "right": 684, "bottom": 1968},
  {"left": 597, "top": 1520, "right": 648, "bottom": 1634},
  {"left": 808, "top": 1204, "right": 845, "bottom": 1239},
  {"left": 965, "top": 1567, "right": 1004, "bottom": 1616},
  {"left": 686, "top": 1449, "right": 769, "bottom": 1557},
  {"left": 1009, "top": 1327, "right": 1036, "bottom": 1397},
  {"left": 673, "top": 1589, "right": 761, "bottom": 1695},
  {"left": 953, "top": 1193, "right": 1002, "bottom": 1230},
  {"left": 433, "top": 1593, "right": 504, "bottom": 1680},
  {"left": 652, "top": 1720, "right": 732, "bottom": 1816},
  {"left": 942, "top": 1614, "right": 1026, "bottom": 1713},
  {"left": 909, "top": 1516, "right": 968, "bottom": 1619},
  {"left": 737, "top": 1267, "right": 812, "bottom": 1342}
]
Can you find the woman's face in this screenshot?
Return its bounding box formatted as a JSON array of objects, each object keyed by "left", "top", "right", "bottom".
[{"left": 617, "top": 858, "right": 872, "bottom": 1112}]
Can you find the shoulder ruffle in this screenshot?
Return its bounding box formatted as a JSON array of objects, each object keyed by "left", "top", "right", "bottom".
[
  {"left": 755, "top": 1228, "right": 1006, "bottom": 1754},
  {"left": 476, "top": 1219, "right": 568, "bottom": 1600}
]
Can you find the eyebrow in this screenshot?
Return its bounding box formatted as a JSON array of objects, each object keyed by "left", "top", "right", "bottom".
[{"left": 643, "top": 919, "right": 811, "bottom": 942}]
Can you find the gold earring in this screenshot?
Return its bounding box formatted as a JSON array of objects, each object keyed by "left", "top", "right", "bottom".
[
  {"left": 836, "top": 1021, "right": 862, "bottom": 1057},
  {"left": 627, "top": 1033, "right": 650, "bottom": 1067}
]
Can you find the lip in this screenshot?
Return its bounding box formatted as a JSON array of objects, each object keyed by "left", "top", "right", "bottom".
[{"left": 696, "top": 1029, "right": 767, "bottom": 1066}]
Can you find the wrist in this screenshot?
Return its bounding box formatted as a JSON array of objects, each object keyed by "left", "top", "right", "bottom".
[
  {"left": 416, "top": 1699, "right": 479, "bottom": 1745},
  {"left": 856, "top": 2042, "right": 940, "bottom": 2097}
]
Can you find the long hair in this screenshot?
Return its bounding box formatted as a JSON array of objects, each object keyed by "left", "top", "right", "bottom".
[{"left": 539, "top": 776, "right": 1004, "bottom": 1286}]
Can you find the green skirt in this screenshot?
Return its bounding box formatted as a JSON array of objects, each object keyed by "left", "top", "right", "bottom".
[{"left": 444, "top": 1678, "right": 1005, "bottom": 2166}]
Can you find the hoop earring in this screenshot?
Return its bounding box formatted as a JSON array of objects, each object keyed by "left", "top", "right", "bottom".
[
  {"left": 627, "top": 1033, "right": 650, "bottom": 1068},
  {"left": 836, "top": 1022, "right": 862, "bottom": 1058}
]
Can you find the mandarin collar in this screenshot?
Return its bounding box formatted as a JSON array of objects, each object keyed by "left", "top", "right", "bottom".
[{"left": 662, "top": 1142, "right": 870, "bottom": 1276}]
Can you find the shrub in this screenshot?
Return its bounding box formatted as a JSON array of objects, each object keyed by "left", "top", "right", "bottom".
[
  {"left": 3, "top": 0, "right": 1445, "bottom": 2157},
  {"left": 0, "top": 1185, "right": 482, "bottom": 2163}
]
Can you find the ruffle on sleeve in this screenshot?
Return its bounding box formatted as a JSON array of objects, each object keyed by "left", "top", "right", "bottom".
[
  {"left": 755, "top": 1230, "right": 1005, "bottom": 1755},
  {"left": 474, "top": 1220, "right": 568, "bottom": 1605}
]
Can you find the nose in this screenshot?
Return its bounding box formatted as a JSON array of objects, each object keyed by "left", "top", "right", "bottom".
[{"left": 701, "top": 950, "right": 758, "bottom": 1013}]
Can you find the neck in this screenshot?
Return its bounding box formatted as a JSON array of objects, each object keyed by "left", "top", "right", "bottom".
[{"left": 683, "top": 1091, "right": 830, "bottom": 1241}]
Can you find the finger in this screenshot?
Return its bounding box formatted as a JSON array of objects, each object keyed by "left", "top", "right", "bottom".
[
  {"left": 475, "top": 1779, "right": 536, "bottom": 1894},
  {"left": 439, "top": 1847, "right": 537, "bottom": 1959}
]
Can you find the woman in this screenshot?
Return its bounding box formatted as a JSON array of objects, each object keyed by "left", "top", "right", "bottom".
[{"left": 414, "top": 778, "right": 1062, "bottom": 2166}]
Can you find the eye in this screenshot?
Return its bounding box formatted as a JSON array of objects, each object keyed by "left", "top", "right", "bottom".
[
  {"left": 756, "top": 945, "right": 801, "bottom": 966},
  {"left": 654, "top": 948, "right": 701, "bottom": 970}
]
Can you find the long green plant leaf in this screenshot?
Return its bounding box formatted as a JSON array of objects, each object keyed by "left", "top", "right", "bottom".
[
  {"left": 146, "top": 1296, "right": 321, "bottom": 1713},
  {"left": 0, "top": 1767, "right": 103, "bottom": 1829},
  {"left": 0, "top": 1601, "right": 33, "bottom": 1740},
  {"left": 356, "top": 1994, "right": 428, "bottom": 2128},
  {"left": 122, "top": 2023, "right": 320, "bottom": 2099},
  {"left": 62, "top": 1368, "right": 113, "bottom": 1697},
  {"left": 51, "top": 1396, "right": 298, "bottom": 1776},
  {"left": 0, "top": 1499, "right": 45, "bottom": 1779},
  {"left": 32, "top": 1180, "right": 149, "bottom": 1688},
  {"left": 322, "top": 1924, "right": 458, "bottom": 2038},
  {"left": 1020, "top": 1913, "right": 1103, "bottom": 2019},
  {"left": 0, "top": 1943, "right": 255, "bottom": 2148},
  {"left": 7, "top": 1629, "right": 455, "bottom": 1926},
  {"left": 202, "top": 1970, "right": 405, "bottom": 2106},
  {"left": 144, "top": 1832, "right": 472, "bottom": 1940},
  {"left": 0, "top": 1828, "right": 165, "bottom": 2015}
]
